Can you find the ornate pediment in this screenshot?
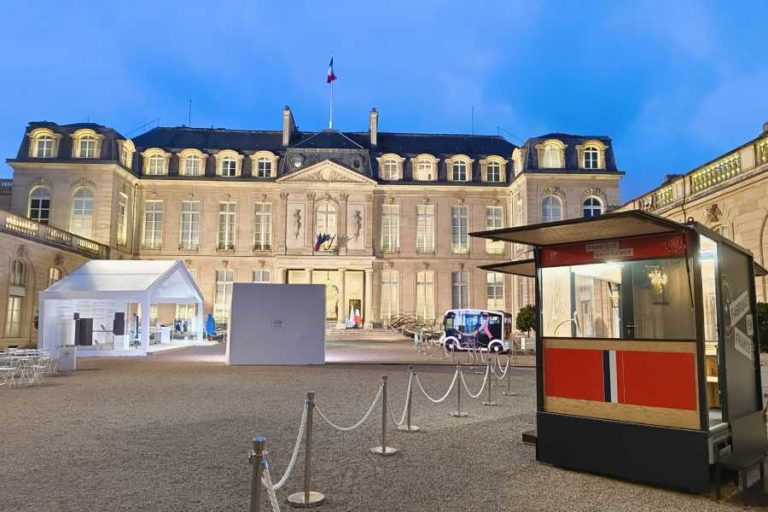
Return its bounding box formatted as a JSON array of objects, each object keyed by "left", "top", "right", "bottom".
[{"left": 277, "top": 160, "right": 376, "bottom": 185}]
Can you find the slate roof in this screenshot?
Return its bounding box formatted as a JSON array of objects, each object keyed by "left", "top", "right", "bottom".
[
  {"left": 132, "top": 127, "right": 284, "bottom": 152},
  {"left": 521, "top": 133, "right": 620, "bottom": 172},
  {"left": 16, "top": 121, "right": 127, "bottom": 161}
]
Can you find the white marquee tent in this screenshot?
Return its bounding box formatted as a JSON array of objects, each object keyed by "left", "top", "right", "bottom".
[{"left": 38, "top": 260, "right": 204, "bottom": 357}]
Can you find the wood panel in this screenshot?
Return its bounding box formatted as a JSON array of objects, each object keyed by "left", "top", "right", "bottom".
[
  {"left": 543, "top": 396, "right": 700, "bottom": 430},
  {"left": 543, "top": 338, "right": 696, "bottom": 353}
]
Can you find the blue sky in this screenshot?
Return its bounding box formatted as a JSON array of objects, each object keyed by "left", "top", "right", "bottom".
[{"left": 2, "top": 0, "right": 767, "bottom": 201}]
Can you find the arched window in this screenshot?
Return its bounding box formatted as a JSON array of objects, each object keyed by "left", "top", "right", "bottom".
[
  {"left": 452, "top": 161, "right": 468, "bottom": 181},
  {"left": 583, "top": 146, "right": 600, "bottom": 170},
  {"left": 381, "top": 159, "right": 399, "bottom": 180},
  {"left": 541, "top": 196, "right": 562, "bottom": 223},
  {"left": 79, "top": 135, "right": 97, "bottom": 158},
  {"left": 486, "top": 161, "right": 501, "bottom": 182},
  {"left": 147, "top": 154, "right": 166, "bottom": 175},
  {"left": 221, "top": 157, "right": 237, "bottom": 177},
  {"left": 184, "top": 155, "right": 201, "bottom": 176},
  {"left": 415, "top": 159, "right": 435, "bottom": 181},
  {"left": 5, "top": 259, "right": 26, "bottom": 338},
  {"left": 28, "top": 187, "right": 51, "bottom": 224},
  {"left": 256, "top": 157, "right": 272, "bottom": 178},
  {"left": 70, "top": 188, "right": 94, "bottom": 237},
  {"left": 542, "top": 145, "right": 561, "bottom": 168},
  {"left": 36, "top": 135, "right": 55, "bottom": 158},
  {"left": 9, "top": 259, "right": 26, "bottom": 287},
  {"left": 315, "top": 201, "right": 337, "bottom": 250},
  {"left": 583, "top": 196, "right": 603, "bottom": 218}
]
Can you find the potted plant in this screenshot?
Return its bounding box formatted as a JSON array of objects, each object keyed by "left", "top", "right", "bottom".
[{"left": 516, "top": 304, "right": 537, "bottom": 351}]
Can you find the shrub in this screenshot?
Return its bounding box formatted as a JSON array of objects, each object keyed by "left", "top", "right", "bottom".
[{"left": 516, "top": 304, "right": 537, "bottom": 335}]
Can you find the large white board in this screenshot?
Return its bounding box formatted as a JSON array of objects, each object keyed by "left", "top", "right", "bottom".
[{"left": 226, "top": 283, "right": 325, "bottom": 365}]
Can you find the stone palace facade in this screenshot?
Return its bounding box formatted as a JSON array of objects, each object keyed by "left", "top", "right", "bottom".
[{"left": 1, "top": 106, "right": 623, "bottom": 345}]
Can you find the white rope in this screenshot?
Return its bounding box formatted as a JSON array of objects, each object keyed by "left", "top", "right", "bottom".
[
  {"left": 388, "top": 371, "right": 413, "bottom": 426},
  {"left": 460, "top": 365, "right": 489, "bottom": 399},
  {"left": 414, "top": 367, "right": 459, "bottom": 403},
  {"left": 265, "top": 402, "right": 308, "bottom": 491},
  {"left": 260, "top": 460, "right": 282, "bottom": 512},
  {"left": 491, "top": 357, "right": 510, "bottom": 380},
  {"left": 315, "top": 384, "right": 383, "bottom": 432}
]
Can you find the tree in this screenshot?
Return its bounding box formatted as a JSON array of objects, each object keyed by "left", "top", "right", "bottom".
[
  {"left": 516, "top": 304, "right": 537, "bottom": 335},
  {"left": 756, "top": 302, "right": 768, "bottom": 353}
]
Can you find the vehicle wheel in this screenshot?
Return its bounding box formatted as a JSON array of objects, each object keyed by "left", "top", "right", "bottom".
[
  {"left": 445, "top": 339, "right": 457, "bottom": 352},
  {"left": 489, "top": 342, "right": 503, "bottom": 354}
]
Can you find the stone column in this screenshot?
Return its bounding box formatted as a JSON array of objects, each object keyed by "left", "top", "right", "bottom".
[
  {"left": 306, "top": 193, "right": 316, "bottom": 250},
  {"left": 339, "top": 193, "right": 349, "bottom": 256},
  {"left": 364, "top": 268, "right": 373, "bottom": 328},
  {"left": 336, "top": 269, "right": 346, "bottom": 328},
  {"left": 274, "top": 268, "right": 285, "bottom": 284}
]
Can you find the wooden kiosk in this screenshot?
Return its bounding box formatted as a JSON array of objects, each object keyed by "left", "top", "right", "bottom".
[{"left": 472, "top": 211, "right": 766, "bottom": 492}]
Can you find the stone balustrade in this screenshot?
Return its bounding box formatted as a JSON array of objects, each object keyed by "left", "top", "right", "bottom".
[{"left": 690, "top": 154, "right": 741, "bottom": 194}]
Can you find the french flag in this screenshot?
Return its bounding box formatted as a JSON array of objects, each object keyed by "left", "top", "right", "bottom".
[{"left": 326, "top": 58, "right": 337, "bottom": 84}]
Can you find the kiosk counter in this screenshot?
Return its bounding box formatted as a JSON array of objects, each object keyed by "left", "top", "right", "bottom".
[{"left": 473, "top": 211, "right": 766, "bottom": 493}]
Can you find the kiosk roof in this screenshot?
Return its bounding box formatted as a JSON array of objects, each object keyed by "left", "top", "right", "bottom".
[{"left": 479, "top": 259, "right": 536, "bottom": 277}]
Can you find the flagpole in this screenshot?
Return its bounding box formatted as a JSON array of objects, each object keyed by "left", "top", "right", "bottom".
[{"left": 329, "top": 81, "right": 334, "bottom": 129}]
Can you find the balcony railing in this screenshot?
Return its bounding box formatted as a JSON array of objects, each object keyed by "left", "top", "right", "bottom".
[
  {"left": 0, "top": 179, "right": 12, "bottom": 195},
  {"left": 0, "top": 209, "right": 109, "bottom": 259},
  {"left": 639, "top": 185, "right": 674, "bottom": 211},
  {"left": 758, "top": 138, "right": 768, "bottom": 166},
  {"left": 690, "top": 154, "right": 742, "bottom": 193}
]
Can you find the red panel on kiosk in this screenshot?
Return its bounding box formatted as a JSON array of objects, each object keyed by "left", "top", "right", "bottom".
[
  {"left": 616, "top": 351, "right": 697, "bottom": 410},
  {"left": 541, "top": 233, "right": 687, "bottom": 267},
  {"left": 544, "top": 348, "right": 605, "bottom": 401}
]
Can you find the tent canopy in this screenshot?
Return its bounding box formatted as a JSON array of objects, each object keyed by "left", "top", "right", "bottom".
[{"left": 41, "top": 260, "right": 203, "bottom": 303}]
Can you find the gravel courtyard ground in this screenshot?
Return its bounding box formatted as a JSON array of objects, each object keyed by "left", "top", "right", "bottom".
[{"left": 0, "top": 344, "right": 762, "bottom": 512}]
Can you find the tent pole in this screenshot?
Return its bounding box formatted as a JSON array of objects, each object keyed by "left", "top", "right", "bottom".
[{"left": 141, "top": 298, "right": 151, "bottom": 355}]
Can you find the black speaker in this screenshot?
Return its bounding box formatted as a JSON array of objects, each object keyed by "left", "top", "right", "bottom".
[{"left": 113, "top": 312, "right": 125, "bottom": 336}]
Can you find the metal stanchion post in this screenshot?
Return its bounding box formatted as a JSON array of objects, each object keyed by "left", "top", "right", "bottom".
[
  {"left": 371, "top": 376, "right": 399, "bottom": 455},
  {"left": 503, "top": 354, "right": 518, "bottom": 396},
  {"left": 482, "top": 361, "right": 497, "bottom": 406},
  {"left": 288, "top": 393, "right": 325, "bottom": 508},
  {"left": 249, "top": 436, "right": 266, "bottom": 512},
  {"left": 449, "top": 364, "right": 468, "bottom": 418},
  {"left": 398, "top": 366, "right": 420, "bottom": 433}
]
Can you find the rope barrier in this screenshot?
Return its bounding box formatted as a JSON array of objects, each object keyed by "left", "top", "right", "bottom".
[
  {"left": 388, "top": 370, "right": 413, "bottom": 426},
  {"left": 264, "top": 402, "right": 307, "bottom": 491},
  {"left": 315, "top": 384, "right": 383, "bottom": 432},
  {"left": 460, "top": 365, "right": 490, "bottom": 399},
  {"left": 260, "top": 459, "right": 282, "bottom": 512},
  {"left": 490, "top": 356, "right": 511, "bottom": 380},
  {"left": 414, "top": 367, "right": 459, "bottom": 403}
]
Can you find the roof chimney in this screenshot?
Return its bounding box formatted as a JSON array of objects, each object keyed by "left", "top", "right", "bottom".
[
  {"left": 369, "top": 107, "right": 378, "bottom": 147},
  {"left": 282, "top": 106, "right": 295, "bottom": 146}
]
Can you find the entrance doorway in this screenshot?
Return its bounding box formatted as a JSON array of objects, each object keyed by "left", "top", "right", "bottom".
[{"left": 286, "top": 269, "right": 366, "bottom": 326}]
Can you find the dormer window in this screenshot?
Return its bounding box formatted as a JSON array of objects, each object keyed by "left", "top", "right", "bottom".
[
  {"left": 256, "top": 158, "right": 272, "bottom": 177},
  {"left": 487, "top": 161, "right": 501, "bottom": 182},
  {"left": 141, "top": 148, "right": 170, "bottom": 176},
  {"left": 216, "top": 150, "right": 244, "bottom": 177},
  {"left": 584, "top": 146, "right": 599, "bottom": 169},
  {"left": 36, "top": 135, "right": 54, "bottom": 158},
  {"left": 179, "top": 149, "right": 207, "bottom": 177},
  {"left": 577, "top": 140, "right": 607, "bottom": 170},
  {"left": 119, "top": 140, "right": 135, "bottom": 169},
  {"left": 452, "top": 161, "right": 468, "bottom": 181},
  {"left": 377, "top": 153, "right": 404, "bottom": 181},
  {"left": 79, "top": 136, "right": 97, "bottom": 158},
  {"left": 186, "top": 155, "right": 201, "bottom": 175},
  {"left": 222, "top": 158, "right": 236, "bottom": 177},
  {"left": 481, "top": 156, "right": 507, "bottom": 183},
  {"left": 537, "top": 139, "right": 566, "bottom": 169},
  {"left": 382, "top": 159, "right": 398, "bottom": 180},
  {"left": 412, "top": 155, "right": 438, "bottom": 181},
  {"left": 249, "top": 151, "right": 277, "bottom": 178}
]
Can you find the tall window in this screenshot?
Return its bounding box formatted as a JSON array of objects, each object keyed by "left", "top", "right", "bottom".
[
  {"left": 121, "top": 146, "right": 132, "bottom": 168},
  {"left": 381, "top": 159, "right": 399, "bottom": 180},
  {"left": 116, "top": 193, "right": 128, "bottom": 246},
  {"left": 487, "top": 272, "right": 504, "bottom": 310},
  {"left": 451, "top": 271, "right": 469, "bottom": 308},
  {"left": 315, "top": 200, "right": 337, "bottom": 250},
  {"left": 146, "top": 154, "right": 165, "bottom": 175},
  {"left": 213, "top": 269, "right": 234, "bottom": 322},
  {"left": 542, "top": 144, "right": 561, "bottom": 168},
  {"left": 451, "top": 206, "right": 469, "bottom": 254},
  {"left": 256, "top": 158, "right": 272, "bottom": 178},
  {"left": 6, "top": 260, "right": 26, "bottom": 338},
  {"left": 416, "top": 204, "right": 435, "bottom": 253},
  {"left": 70, "top": 188, "right": 94, "bottom": 237},
  {"left": 254, "top": 202, "right": 272, "bottom": 251},
  {"left": 381, "top": 204, "right": 400, "bottom": 253},
  {"left": 142, "top": 200, "right": 163, "bottom": 249},
  {"left": 179, "top": 201, "right": 200, "bottom": 250},
  {"left": 36, "top": 135, "right": 54, "bottom": 158},
  {"left": 583, "top": 197, "right": 603, "bottom": 218},
  {"left": 487, "top": 161, "right": 501, "bottom": 182},
  {"left": 541, "top": 196, "right": 562, "bottom": 223},
  {"left": 10, "top": 259, "right": 26, "bottom": 287},
  {"left": 416, "top": 160, "right": 434, "bottom": 181},
  {"left": 452, "top": 161, "right": 468, "bottom": 181},
  {"left": 48, "top": 267, "right": 62, "bottom": 287},
  {"left": 485, "top": 206, "right": 504, "bottom": 254},
  {"left": 217, "top": 202, "right": 236, "bottom": 250},
  {"left": 583, "top": 146, "right": 600, "bottom": 169},
  {"left": 184, "top": 155, "right": 202, "bottom": 176},
  {"left": 78, "top": 136, "right": 97, "bottom": 158},
  {"left": 4, "top": 296, "right": 22, "bottom": 337},
  {"left": 28, "top": 187, "right": 51, "bottom": 224},
  {"left": 252, "top": 269, "right": 271, "bottom": 283},
  {"left": 416, "top": 270, "right": 435, "bottom": 321},
  {"left": 221, "top": 157, "right": 237, "bottom": 177},
  {"left": 380, "top": 269, "right": 399, "bottom": 321}
]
